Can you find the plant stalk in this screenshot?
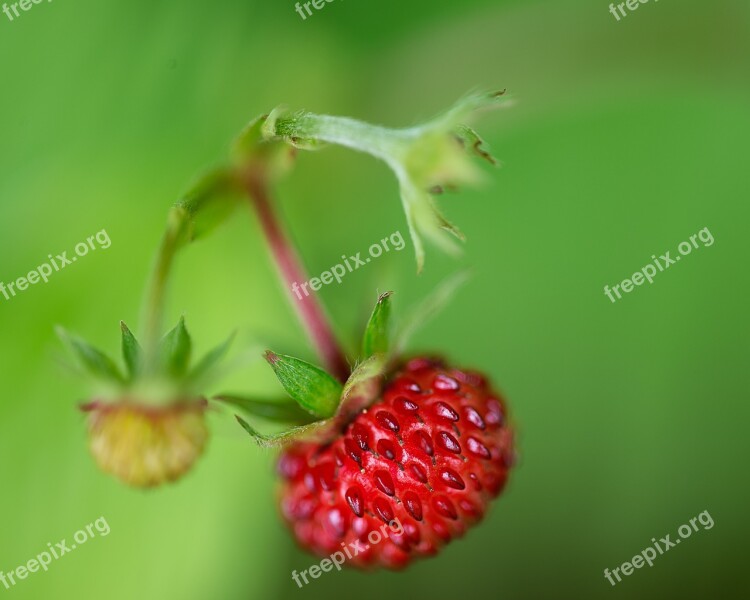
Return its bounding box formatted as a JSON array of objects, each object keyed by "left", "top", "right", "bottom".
[
  {"left": 140, "top": 207, "right": 187, "bottom": 364},
  {"left": 243, "top": 168, "right": 350, "bottom": 382}
]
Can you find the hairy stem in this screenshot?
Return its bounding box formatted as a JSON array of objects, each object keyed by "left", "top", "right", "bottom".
[
  {"left": 244, "top": 168, "right": 350, "bottom": 382},
  {"left": 274, "top": 113, "right": 411, "bottom": 163}
]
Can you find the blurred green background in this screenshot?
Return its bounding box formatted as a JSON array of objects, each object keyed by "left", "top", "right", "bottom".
[{"left": 1, "top": 0, "right": 748, "bottom": 598}]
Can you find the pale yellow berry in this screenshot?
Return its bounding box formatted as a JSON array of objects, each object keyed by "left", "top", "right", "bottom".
[{"left": 86, "top": 400, "right": 208, "bottom": 488}]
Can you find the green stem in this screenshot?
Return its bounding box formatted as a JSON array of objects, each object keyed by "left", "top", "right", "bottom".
[
  {"left": 140, "top": 206, "right": 188, "bottom": 363},
  {"left": 274, "top": 113, "right": 412, "bottom": 163},
  {"left": 243, "top": 166, "right": 350, "bottom": 382}
]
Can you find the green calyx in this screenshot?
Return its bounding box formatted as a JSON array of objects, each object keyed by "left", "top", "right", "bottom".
[
  {"left": 259, "top": 90, "right": 512, "bottom": 272},
  {"left": 223, "top": 291, "right": 394, "bottom": 446},
  {"left": 262, "top": 351, "right": 344, "bottom": 419},
  {"left": 224, "top": 275, "right": 467, "bottom": 447},
  {"left": 57, "top": 144, "right": 247, "bottom": 407},
  {"left": 58, "top": 318, "right": 234, "bottom": 407},
  {"left": 361, "top": 292, "right": 392, "bottom": 358}
]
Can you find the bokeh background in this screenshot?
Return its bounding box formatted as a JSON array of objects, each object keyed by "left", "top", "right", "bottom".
[{"left": 1, "top": 0, "right": 748, "bottom": 598}]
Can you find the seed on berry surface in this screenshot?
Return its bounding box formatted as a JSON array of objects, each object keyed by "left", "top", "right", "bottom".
[
  {"left": 277, "top": 452, "right": 305, "bottom": 480},
  {"left": 314, "top": 462, "right": 336, "bottom": 491},
  {"left": 411, "top": 430, "right": 434, "bottom": 456},
  {"left": 375, "top": 411, "right": 400, "bottom": 433},
  {"left": 394, "top": 396, "right": 419, "bottom": 414},
  {"left": 486, "top": 398, "right": 504, "bottom": 426},
  {"left": 345, "top": 439, "right": 363, "bottom": 465},
  {"left": 464, "top": 406, "right": 486, "bottom": 430},
  {"left": 434, "top": 401, "right": 459, "bottom": 422},
  {"left": 402, "top": 519, "right": 422, "bottom": 543},
  {"left": 466, "top": 436, "right": 491, "bottom": 459},
  {"left": 351, "top": 423, "right": 372, "bottom": 450},
  {"left": 403, "top": 491, "right": 423, "bottom": 521},
  {"left": 439, "top": 468, "right": 466, "bottom": 490},
  {"left": 345, "top": 486, "right": 365, "bottom": 517},
  {"left": 407, "top": 462, "right": 428, "bottom": 483},
  {"left": 325, "top": 507, "right": 347, "bottom": 538},
  {"left": 374, "top": 469, "right": 396, "bottom": 496},
  {"left": 432, "top": 495, "right": 458, "bottom": 520},
  {"left": 377, "top": 438, "right": 397, "bottom": 461},
  {"left": 437, "top": 431, "right": 461, "bottom": 454},
  {"left": 434, "top": 374, "right": 460, "bottom": 391},
  {"left": 373, "top": 498, "right": 395, "bottom": 522}
]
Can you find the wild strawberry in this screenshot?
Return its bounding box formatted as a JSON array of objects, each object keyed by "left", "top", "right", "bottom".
[
  {"left": 83, "top": 399, "right": 209, "bottom": 488},
  {"left": 59, "top": 318, "right": 232, "bottom": 488},
  {"left": 275, "top": 358, "right": 513, "bottom": 569},
  {"left": 227, "top": 293, "right": 515, "bottom": 570}
]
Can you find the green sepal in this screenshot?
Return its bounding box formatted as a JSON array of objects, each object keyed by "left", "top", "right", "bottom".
[
  {"left": 259, "top": 89, "right": 511, "bottom": 272},
  {"left": 214, "top": 395, "right": 316, "bottom": 424},
  {"left": 235, "top": 415, "right": 330, "bottom": 448},
  {"left": 361, "top": 292, "right": 393, "bottom": 360},
  {"left": 455, "top": 125, "right": 497, "bottom": 165},
  {"left": 188, "top": 331, "right": 235, "bottom": 385},
  {"left": 160, "top": 317, "right": 192, "bottom": 377},
  {"left": 235, "top": 353, "right": 387, "bottom": 447},
  {"left": 56, "top": 327, "right": 124, "bottom": 384},
  {"left": 120, "top": 321, "right": 142, "bottom": 380},
  {"left": 264, "top": 351, "right": 343, "bottom": 419}
]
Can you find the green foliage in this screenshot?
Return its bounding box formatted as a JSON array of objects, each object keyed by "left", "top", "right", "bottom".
[
  {"left": 57, "top": 327, "right": 124, "bottom": 384},
  {"left": 361, "top": 292, "right": 393, "bottom": 359},
  {"left": 120, "top": 321, "right": 142, "bottom": 380},
  {"left": 188, "top": 332, "right": 235, "bottom": 386},
  {"left": 160, "top": 317, "right": 192, "bottom": 377},
  {"left": 262, "top": 91, "right": 511, "bottom": 271},
  {"left": 264, "top": 351, "right": 343, "bottom": 419},
  {"left": 215, "top": 395, "right": 315, "bottom": 424}
]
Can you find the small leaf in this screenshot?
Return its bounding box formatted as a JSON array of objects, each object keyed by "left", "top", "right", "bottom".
[
  {"left": 214, "top": 396, "right": 315, "bottom": 424},
  {"left": 432, "top": 90, "right": 513, "bottom": 130},
  {"left": 235, "top": 416, "right": 270, "bottom": 445},
  {"left": 455, "top": 125, "right": 497, "bottom": 165},
  {"left": 189, "top": 332, "right": 235, "bottom": 384},
  {"left": 264, "top": 351, "right": 343, "bottom": 419},
  {"left": 361, "top": 292, "right": 393, "bottom": 359},
  {"left": 235, "top": 415, "right": 331, "bottom": 448},
  {"left": 160, "top": 317, "right": 191, "bottom": 377},
  {"left": 57, "top": 327, "right": 124, "bottom": 384},
  {"left": 398, "top": 180, "right": 463, "bottom": 273},
  {"left": 120, "top": 321, "right": 141, "bottom": 379}
]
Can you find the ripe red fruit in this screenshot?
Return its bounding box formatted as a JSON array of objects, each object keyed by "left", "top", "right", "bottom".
[{"left": 277, "top": 357, "right": 514, "bottom": 569}]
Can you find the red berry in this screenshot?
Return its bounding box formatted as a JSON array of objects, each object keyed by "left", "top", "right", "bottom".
[{"left": 276, "top": 359, "right": 514, "bottom": 569}]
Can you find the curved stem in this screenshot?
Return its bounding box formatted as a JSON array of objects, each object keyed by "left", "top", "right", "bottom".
[
  {"left": 140, "top": 207, "right": 187, "bottom": 363},
  {"left": 243, "top": 168, "right": 350, "bottom": 382}
]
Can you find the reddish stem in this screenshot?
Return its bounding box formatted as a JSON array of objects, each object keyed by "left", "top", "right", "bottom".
[{"left": 244, "top": 169, "right": 350, "bottom": 382}]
